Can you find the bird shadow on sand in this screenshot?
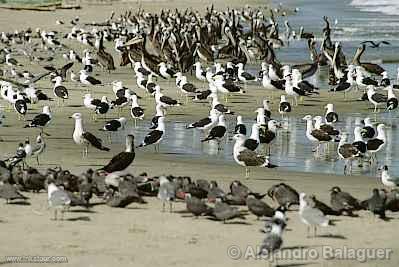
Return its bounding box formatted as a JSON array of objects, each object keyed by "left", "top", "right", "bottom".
[
  {"left": 66, "top": 104, "right": 84, "bottom": 108},
  {"left": 126, "top": 206, "right": 147, "bottom": 210},
  {"left": 65, "top": 216, "right": 91, "bottom": 222},
  {"left": 230, "top": 101, "right": 251, "bottom": 104},
  {"left": 315, "top": 234, "right": 346, "bottom": 239},
  {"left": 68, "top": 209, "right": 97, "bottom": 213},
  {"left": 281, "top": 245, "right": 314, "bottom": 251},
  {"left": 206, "top": 218, "right": 252, "bottom": 225},
  {"left": 250, "top": 177, "right": 286, "bottom": 182},
  {"left": 300, "top": 104, "right": 317, "bottom": 107},
  {"left": 7, "top": 201, "right": 31, "bottom": 206}
]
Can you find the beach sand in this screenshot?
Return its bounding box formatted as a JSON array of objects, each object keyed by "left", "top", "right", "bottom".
[{"left": 0, "top": 1, "right": 398, "bottom": 266}]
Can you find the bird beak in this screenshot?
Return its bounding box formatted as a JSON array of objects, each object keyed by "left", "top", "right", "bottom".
[{"left": 68, "top": 116, "right": 72, "bottom": 119}]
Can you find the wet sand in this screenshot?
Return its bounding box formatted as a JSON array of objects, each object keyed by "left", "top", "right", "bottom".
[{"left": 0, "top": 1, "right": 399, "bottom": 267}]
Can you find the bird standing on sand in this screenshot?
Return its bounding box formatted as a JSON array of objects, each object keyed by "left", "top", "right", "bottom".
[
  {"left": 24, "top": 105, "right": 52, "bottom": 135},
  {"left": 158, "top": 176, "right": 176, "bottom": 212},
  {"left": 299, "top": 192, "right": 330, "bottom": 238},
  {"left": 201, "top": 115, "right": 227, "bottom": 150},
  {"left": 70, "top": 113, "right": 110, "bottom": 157},
  {"left": 47, "top": 181, "right": 71, "bottom": 220},
  {"left": 52, "top": 76, "right": 68, "bottom": 106}
]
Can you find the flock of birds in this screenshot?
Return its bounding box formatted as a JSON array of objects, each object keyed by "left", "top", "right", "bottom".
[{"left": 0, "top": 4, "right": 399, "bottom": 265}]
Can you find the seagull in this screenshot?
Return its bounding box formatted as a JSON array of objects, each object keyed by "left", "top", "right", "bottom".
[
  {"left": 258, "top": 218, "right": 284, "bottom": 265},
  {"left": 52, "top": 76, "right": 68, "bottom": 106},
  {"left": 362, "top": 188, "right": 387, "bottom": 219},
  {"left": 159, "top": 62, "right": 176, "bottom": 79},
  {"left": 201, "top": 115, "right": 227, "bottom": 150},
  {"left": 367, "top": 85, "right": 387, "bottom": 112},
  {"left": 24, "top": 105, "right": 51, "bottom": 135},
  {"left": 299, "top": 192, "right": 330, "bottom": 238},
  {"left": 130, "top": 94, "right": 144, "bottom": 127},
  {"left": 379, "top": 165, "right": 399, "bottom": 188},
  {"left": 186, "top": 109, "right": 219, "bottom": 132},
  {"left": 361, "top": 40, "right": 390, "bottom": 48},
  {"left": 278, "top": 95, "right": 291, "bottom": 118},
  {"left": 361, "top": 117, "right": 376, "bottom": 138},
  {"left": 99, "top": 134, "right": 135, "bottom": 179},
  {"left": 47, "top": 181, "right": 71, "bottom": 220},
  {"left": 386, "top": 86, "right": 398, "bottom": 111},
  {"left": 100, "top": 117, "right": 127, "bottom": 142},
  {"left": 337, "top": 132, "right": 362, "bottom": 175},
  {"left": 155, "top": 86, "right": 182, "bottom": 108},
  {"left": 236, "top": 63, "right": 256, "bottom": 82},
  {"left": 324, "top": 103, "right": 338, "bottom": 124},
  {"left": 243, "top": 123, "right": 260, "bottom": 151},
  {"left": 158, "top": 176, "right": 176, "bottom": 212},
  {"left": 31, "top": 133, "right": 46, "bottom": 165},
  {"left": 70, "top": 113, "right": 110, "bottom": 157},
  {"left": 43, "top": 62, "right": 73, "bottom": 81},
  {"left": 79, "top": 69, "right": 102, "bottom": 86},
  {"left": 303, "top": 115, "right": 332, "bottom": 155},
  {"left": 366, "top": 124, "right": 386, "bottom": 162},
  {"left": 233, "top": 134, "right": 277, "bottom": 178},
  {"left": 234, "top": 115, "right": 247, "bottom": 135},
  {"left": 137, "top": 116, "right": 165, "bottom": 152}
]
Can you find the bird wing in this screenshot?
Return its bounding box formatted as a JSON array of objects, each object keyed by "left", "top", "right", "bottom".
[
  {"left": 60, "top": 62, "right": 74, "bottom": 78},
  {"left": 237, "top": 149, "right": 265, "bottom": 166},
  {"left": 103, "top": 152, "right": 135, "bottom": 173}
]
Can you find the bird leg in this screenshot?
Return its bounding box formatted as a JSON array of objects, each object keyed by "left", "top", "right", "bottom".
[
  {"left": 134, "top": 118, "right": 137, "bottom": 128},
  {"left": 36, "top": 156, "right": 40, "bottom": 165},
  {"left": 162, "top": 201, "right": 165, "bottom": 212},
  {"left": 53, "top": 209, "right": 57, "bottom": 221},
  {"left": 245, "top": 168, "right": 250, "bottom": 179},
  {"left": 314, "top": 226, "right": 317, "bottom": 237},
  {"left": 169, "top": 202, "right": 173, "bottom": 213},
  {"left": 307, "top": 226, "right": 310, "bottom": 238}
]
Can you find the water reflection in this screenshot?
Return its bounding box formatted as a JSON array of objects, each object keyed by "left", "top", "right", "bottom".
[{"left": 114, "top": 112, "right": 399, "bottom": 177}]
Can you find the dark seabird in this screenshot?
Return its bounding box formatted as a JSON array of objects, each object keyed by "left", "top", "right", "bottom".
[
  {"left": 234, "top": 115, "right": 247, "bottom": 135},
  {"left": 207, "top": 181, "right": 226, "bottom": 202},
  {"left": 159, "top": 62, "right": 176, "bottom": 79},
  {"left": 361, "top": 117, "right": 375, "bottom": 138},
  {"left": 186, "top": 110, "right": 218, "bottom": 132},
  {"left": 14, "top": 98, "right": 27, "bottom": 119},
  {"left": 155, "top": 86, "right": 182, "bottom": 108},
  {"left": 95, "top": 96, "right": 110, "bottom": 116},
  {"left": 267, "top": 183, "right": 299, "bottom": 209},
  {"left": 383, "top": 189, "right": 399, "bottom": 212},
  {"left": 324, "top": 103, "right": 338, "bottom": 123},
  {"left": 337, "top": 132, "right": 361, "bottom": 175},
  {"left": 366, "top": 124, "right": 386, "bottom": 161},
  {"left": 361, "top": 40, "right": 390, "bottom": 48},
  {"left": 237, "top": 63, "right": 256, "bottom": 82},
  {"left": 233, "top": 134, "right": 277, "bottom": 178},
  {"left": 79, "top": 70, "right": 102, "bottom": 85},
  {"left": 386, "top": 86, "right": 398, "bottom": 111},
  {"left": 367, "top": 85, "right": 387, "bottom": 112},
  {"left": 52, "top": 76, "right": 68, "bottom": 105},
  {"left": 70, "top": 113, "right": 110, "bottom": 157},
  {"left": 352, "top": 127, "right": 367, "bottom": 154},
  {"left": 246, "top": 194, "right": 274, "bottom": 219},
  {"left": 213, "top": 199, "right": 245, "bottom": 223},
  {"left": 278, "top": 95, "right": 291, "bottom": 118},
  {"left": 158, "top": 176, "right": 176, "bottom": 212},
  {"left": 201, "top": 115, "right": 227, "bottom": 149},
  {"left": 362, "top": 188, "right": 386, "bottom": 220},
  {"left": 306, "top": 194, "right": 342, "bottom": 216},
  {"left": 0, "top": 182, "right": 29, "bottom": 203},
  {"left": 100, "top": 117, "right": 127, "bottom": 132},
  {"left": 243, "top": 123, "right": 260, "bottom": 151},
  {"left": 130, "top": 95, "right": 144, "bottom": 126},
  {"left": 24, "top": 105, "right": 51, "bottom": 134},
  {"left": 185, "top": 193, "right": 213, "bottom": 217},
  {"left": 47, "top": 181, "right": 71, "bottom": 220},
  {"left": 330, "top": 186, "right": 362, "bottom": 216},
  {"left": 137, "top": 117, "right": 165, "bottom": 152},
  {"left": 299, "top": 192, "right": 330, "bottom": 238},
  {"left": 43, "top": 62, "right": 73, "bottom": 81},
  {"left": 353, "top": 45, "right": 385, "bottom": 75},
  {"left": 100, "top": 135, "right": 135, "bottom": 175}
]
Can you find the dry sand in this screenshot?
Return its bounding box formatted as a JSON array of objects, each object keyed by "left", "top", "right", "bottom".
[{"left": 0, "top": 1, "right": 398, "bottom": 267}]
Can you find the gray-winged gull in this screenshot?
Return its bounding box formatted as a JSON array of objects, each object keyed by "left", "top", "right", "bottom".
[
  {"left": 299, "top": 192, "right": 330, "bottom": 237},
  {"left": 47, "top": 181, "right": 71, "bottom": 220},
  {"left": 158, "top": 176, "right": 176, "bottom": 212}
]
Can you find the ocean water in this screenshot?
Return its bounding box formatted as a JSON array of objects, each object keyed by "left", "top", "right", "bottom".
[{"left": 273, "top": 0, "right": 399, "bottom": 81}]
